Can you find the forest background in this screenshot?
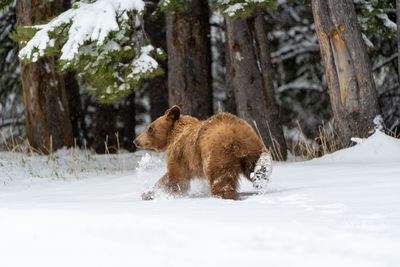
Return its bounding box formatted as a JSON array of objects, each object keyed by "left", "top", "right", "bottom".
[{"left": 0, "top": 0, "right": 399, "bottom": 160}]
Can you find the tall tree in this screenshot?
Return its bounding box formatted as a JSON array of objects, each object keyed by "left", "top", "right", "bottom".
[
  {"left": 16, "top": 0, "right": 73, "bottom": 152},
  {"left": 145, "top": 0, "right": 169, "bottom": 120},
  {"left": 165, "top": 0, "right": 212, "bottom": 119},
  {"left": 311, "top": 0, "right": 380, "bottom": 144},
  {"left": 224, "top": 8, "right": 287, "bottom": 159}
]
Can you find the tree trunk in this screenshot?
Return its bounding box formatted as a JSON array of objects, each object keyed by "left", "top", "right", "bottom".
[
  {"left": 166, "top": 0, "right": 212, "bottom": 119},
  {"left": 145, "top": 0, "right": 169, "bottom": 120},
  {"left": 16, "top": 0, "right": 73, "bottom": 153},
  {"left": 93, "top": 94, "right": 136, "bottom": 153},
  {"left": 311, "top": 0, "right": 380, "bottom": 144},
  {"left": 117, "top": 93, "right": 136, "bottom": 152},
  {"left": 148, "top": 69, "right": 168, "bottom": 120},
  {"left": 225, "top": 9, "right": 287, "bottom": 160},
  {"left": 93, "top": 103, "right": 114, "bottom": 153},
  {"left": 64, "top": 72, "right": 86, "bottom": 145},
  {"left": 224, "top": 20, "right": 237, "bottom": 115}
]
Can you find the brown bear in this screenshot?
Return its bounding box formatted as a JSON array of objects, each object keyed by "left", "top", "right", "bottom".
[{"left": 134, "top": 105, "right": 272, "bottom": 200}]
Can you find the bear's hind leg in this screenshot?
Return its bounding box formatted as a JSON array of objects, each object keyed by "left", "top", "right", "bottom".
[{"left": 205, "top": 164, "right": 240, "bottom": 200}]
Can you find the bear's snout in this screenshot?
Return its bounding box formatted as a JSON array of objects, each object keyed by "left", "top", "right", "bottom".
[
  {"left": 133, "top": 137, "right": 148, "bottom": 148},
  {"left": 133, "top": 139, "right": 140, "bottom": 147}
]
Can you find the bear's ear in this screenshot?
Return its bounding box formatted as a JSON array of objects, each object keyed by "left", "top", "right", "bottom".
[{"left": 166, "top": 105, "right": 181, "bottom": 121}]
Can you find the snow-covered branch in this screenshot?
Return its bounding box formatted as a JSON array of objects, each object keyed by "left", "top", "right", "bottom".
[
  {"left": 17, "top": 0, "right": 165, "bottom": 103},
  {"left": 212, "top": 0, "right": 277, "bottom": 18},
  {"left": 19, "top": 0, "right": 145, "bottom": 62}
]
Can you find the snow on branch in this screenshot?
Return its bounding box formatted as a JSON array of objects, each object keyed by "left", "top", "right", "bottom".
[
  {"left": 16, "top": 0, "right": 165, "bottom": 103},
  {"left": 355, "top": 0, "right": 397, "bottom": 40},
  {"left": 212, "top": 0, "right": 277, "bottom": 18},
  {"left": 19, "top": 0, "right": 145, "bottom": 62}
]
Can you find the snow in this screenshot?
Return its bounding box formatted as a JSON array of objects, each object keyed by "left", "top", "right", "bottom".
[
  {"left": 224, "top": 3, "right": 246, "bottom": 17},
  {"left": 215, "top": 0, "right": 275, "bottom": 17},
  {"left": 317, "top": 131, "right": 400, "bottom": 163},
  {"left": 250, "top": 149, "right": 272, "bottom": 191},
  {"left": 127, "top": 45, "right": 160, "bottom": 81},
  {"left": 376, "top": 13, "right": 397, "bottom": 33},
  {"left": 1, "top": 131, "right": 400, "bottom": 267},
  {"left": 362, "top": 33, "right": 374, "bottom": 48}
]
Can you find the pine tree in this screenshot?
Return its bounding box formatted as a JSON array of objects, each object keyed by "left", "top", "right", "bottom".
[{"left": 15, "top": 0, "right": 164, "bottom": 103}]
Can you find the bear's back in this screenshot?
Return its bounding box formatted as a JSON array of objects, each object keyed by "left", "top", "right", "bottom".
[{"left": 199, "top": 112, "right": 264, "bottom": 159}]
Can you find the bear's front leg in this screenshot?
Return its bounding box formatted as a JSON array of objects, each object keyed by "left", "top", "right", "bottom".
[{"left": 141, "top": 173, "right": 190, "bottom": 200}]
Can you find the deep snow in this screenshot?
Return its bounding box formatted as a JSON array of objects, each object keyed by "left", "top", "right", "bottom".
[{"left": 0, "top": 131, "right": 399, "bottom": 267}]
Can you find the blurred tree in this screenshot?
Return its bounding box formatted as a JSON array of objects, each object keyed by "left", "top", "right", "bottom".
[
  {"left": 0, "top": 0, "right": 24, "bottom": 136},
  {"left": 359, "top": 0, "right": 400, "bottom": 133},
  {"left": 266, "top": 0, "right": 398, "bottom": 136},
  {"left": 398, "top": 0, "right": 400, "bottom": 79},
  {"left": 264, "top": 1, "right": 329, "bottom": 137}
]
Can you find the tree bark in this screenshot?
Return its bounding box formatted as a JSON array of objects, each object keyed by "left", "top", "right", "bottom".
[
  {"left": 225, "top": 9, "right": 287, "bottom": 160},
  {"left": 145, "top": 0, "right": 169, "bottom": 120},
  {"left": 93, "top": 94, "right": 136, "bottom": 153},
  {"left": 64, "top": 72, "right": 86, "bottom": 144},
  {"left": 93, "top": 103, "right": 115, "bottom": 153},
  {"left": 311, "top": 0, "right": 380, "bottom": 144},
  {"left": 224, "top": 20, "right": 237, "bottom": 115},
  {"left": 16, "top": 0, "right": 73, "bottom": 152},
  {"left": 117, "top": 93, "right": 136, "bottom": 152},
  {"left": 166, "top": 0, "right": 212, "bottom": 119}
]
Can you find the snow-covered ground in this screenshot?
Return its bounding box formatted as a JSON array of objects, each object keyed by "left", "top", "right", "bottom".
[{"left": 0, "top": 131, "right": 399, "bottom": 267}]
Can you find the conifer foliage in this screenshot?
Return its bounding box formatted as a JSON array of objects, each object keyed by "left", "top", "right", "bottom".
[
  {"left": 212, "top": 0, "right": 276, "bottom": 18},
  {"left": 15, "top": 0, "right": 165, "bottom": 103}
]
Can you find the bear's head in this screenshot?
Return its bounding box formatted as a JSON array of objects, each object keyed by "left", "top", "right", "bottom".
[{"left": 133, "top": 105, "right": 181, "bottom": 151}]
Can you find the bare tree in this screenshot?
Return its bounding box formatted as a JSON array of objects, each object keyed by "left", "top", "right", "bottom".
[{"left": 311, "top": 0, "right": 380, "bottom": 144}]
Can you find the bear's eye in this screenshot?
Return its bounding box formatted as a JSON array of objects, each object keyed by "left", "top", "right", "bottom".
[{"left": 148, "top": 127, "right": 154, "bottom": 134}]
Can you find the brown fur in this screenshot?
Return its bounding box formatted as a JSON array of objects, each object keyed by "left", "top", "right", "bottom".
[{"left": 134, "top": 105, "right": 265, "bottom": 200}]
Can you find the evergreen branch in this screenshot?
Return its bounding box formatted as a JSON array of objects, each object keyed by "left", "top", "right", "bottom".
[{"left": 0, "top": 0, "right": 13, "bottom": 11}]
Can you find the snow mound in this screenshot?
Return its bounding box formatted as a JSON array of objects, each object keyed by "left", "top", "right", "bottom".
[{"left": 316, "top": 131, "right": 400, "bottom": 163}]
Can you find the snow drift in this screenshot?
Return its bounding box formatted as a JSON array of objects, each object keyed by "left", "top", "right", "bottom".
[{"left": 316, "top": 130, "right": 400, "bottom": 163}]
